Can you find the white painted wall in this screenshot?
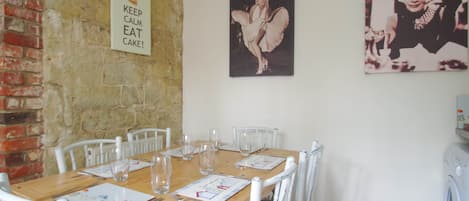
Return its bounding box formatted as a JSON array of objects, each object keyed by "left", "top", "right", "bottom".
[{"left": 182, "top": 0, "right": 469, "bottom": 201}]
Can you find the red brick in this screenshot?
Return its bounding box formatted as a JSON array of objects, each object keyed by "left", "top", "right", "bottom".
[
  {"left": 0, "top": 98, "right": 5, "bottom": 110},
  {"left": 26, "top": 124, "right": 43, "bottom": 136},
  {"left": 21, "top": 59, "right": 41, "bottom": 72},
  {"left": 0, "top": 125, "right": 26, "bottom": 140},
  {"left": 0, "top": 15, "right": 4, "bottom": 30},
  {"left": 0, "top": 154, "right": 5, "bottom": 167},
  {"left": 0, "top": 43, "right": 23, "bottom": 57},
  {"left": 24, "top": 0, "right": 43, "bottom": 11},
  {"left": 0, "top": 57, "right": 42, "bottom": 72},
  {"left": 4, "top": 5, "right": 41, "bottom": 23},
  {"left": 0, "top": 85, "right": 43, "bottom": 96},
  {"left": 0, "top": 57, "right": 21, "bottom": 71},
  {"left": 5, "top": 0, "right": 23, "bottom": 6},
  {"left": 4, "top": 17, "right": 25, "bottom": 32},
  {"left": 3, "top": 31, "right": 43, "bottom": 49},
  {"left": 0, "top": 112, "right": 36, "bottom": 124},
  {"left": 5, "top": 152, "right": 25, "bottom": 166},
  {"left": 0, "top": 137, "right": 40, "bottom": 152},
  {"left": 25, "top": 22, "right": 41, "bottom": 36},
  {"left": 23, "top": 72, "right": 41, "bottom": 85},
  {"left": 5, "top": 97, "right": 21, "bottom": 110},
  {"left": 7, "top": 162, "right": 42, "bottom": 179},
  {"left": 25, "top": 48, "right": 41, "bottom": 60},
  {"left": 0, "top": 71, "right": 24, "bottom": 85}
]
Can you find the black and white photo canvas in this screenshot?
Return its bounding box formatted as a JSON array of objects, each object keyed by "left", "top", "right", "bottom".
[
  {"left": 365, "top": 0, "right": 467, "bottom": 73},
  {"left": 230, "top": 0, "right": 294, "bottom": 77}
]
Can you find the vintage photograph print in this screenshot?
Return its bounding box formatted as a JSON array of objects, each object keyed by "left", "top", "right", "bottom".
[
  {"left": 365, "top": 0, "right": 468, "bottom": 73},
  {"left": 230, "top": 0, "right": 294, "bottom": 77}
]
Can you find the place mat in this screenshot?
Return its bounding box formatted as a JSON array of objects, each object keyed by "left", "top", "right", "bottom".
[
  {"left": 235, "top": 154, "right": 285, "bottom": 170},
  {"left": 162, "top": 147, "right": 202, "bottom": 157},
  {"left": 81, "top": 159, "right": 151, "bottom": 178},
  {"left": 56, "top": 183, "right": 154, "bottom": 201},
  {"left": 174, "top": 174, "right": 250, "bottom": 201}
]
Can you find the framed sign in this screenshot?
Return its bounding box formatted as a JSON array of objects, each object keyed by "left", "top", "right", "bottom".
[{"left": 111, "top": 0, "right": 151, "bottom": 55}]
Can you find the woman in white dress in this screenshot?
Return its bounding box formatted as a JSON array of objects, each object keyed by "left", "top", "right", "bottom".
[{"left": 231, "top": 0, "right": 289, "bottom": 74}]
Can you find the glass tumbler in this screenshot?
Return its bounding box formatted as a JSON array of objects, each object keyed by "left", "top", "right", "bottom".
[
  {"left": 199, "top": 143, "right": 215, "bottom": 175},
  {"left": 208, "top": 128, "right": 220, "bottom": 150},
  {"left": 110, "top": 148, "right": 130, "bottom": 182},
  {"left": 239, "top": 132, "right": 252, "bottom": 157},
  {"left": 181, "top": 134, "right": 194, "bottom": 160},
  {"left": 151, "top": 154, "right": 172, "bottom": 194}
]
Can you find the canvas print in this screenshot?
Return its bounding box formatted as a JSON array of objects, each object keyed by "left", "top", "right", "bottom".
[
  {"left": 230, "top": 0, "right": 294, "bottom": 77},
  {"left": 365, "top": 0, "right": 468, "bottom": 73}
]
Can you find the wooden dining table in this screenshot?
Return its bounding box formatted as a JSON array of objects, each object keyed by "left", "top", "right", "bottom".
[{"left": 11, "top": 148, "right": 298, "bottom": 201}]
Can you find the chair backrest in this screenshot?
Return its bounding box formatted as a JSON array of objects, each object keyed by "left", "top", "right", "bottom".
[
  {"left": 126, "top": 128, "right": 171, "bottom": 156},
  {"left": 233, "top": 126, "right": 280, "bottom": 149},
  {"left": 294, "top": 140, "right": 323, "bottom": 201},
  {"left": 250, "top": 156, "right": 297, "bottom": 201},
  {"left": 54, "top": 136, "right": 122, "bottom": 173},
  {"left": 0, "top": 173, "right": 31, "bottom": 201}
]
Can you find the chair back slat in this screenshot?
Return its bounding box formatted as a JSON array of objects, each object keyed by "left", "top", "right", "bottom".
[
  {"left": 293, "top": 140, "right": 323, "bottom": 201},
  {"left": 250, "top": 156, "right": 297, "bottom": 201},
  {"left": 233, "top": 126, "right": 281, "bottom": 149},
  {"left": 127, "top": 128, "right": 171, "bottom": 156},
  {"left": 54, "top": 137, "right": 122, "bottom": 173}
]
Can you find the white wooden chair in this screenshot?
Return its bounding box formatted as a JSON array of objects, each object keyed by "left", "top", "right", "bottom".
[
  {"left": 233, "top": 127, "right": 280, "bottom": 149},
  {"left": 250, "top": 156, "right": 297, "bottom": 201},
  {"left": 0, "top": 173, "right": 31, "bottom": 201},
  {"left": 126, "top": 128, "right": 171, "bottom": 156},
  {"left": 54, "top": 136, "right": 122, "bottom": 173},
  {"left": 293, "top": 140, "right": 323, "bottom": 201}
]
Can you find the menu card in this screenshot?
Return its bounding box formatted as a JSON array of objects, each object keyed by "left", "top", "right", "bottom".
[
  {"left": 81, "top": 159, "right": 151, "bottom": 178},
  {"left": 174, "top": 174, "right": 250, "bottom": 201},
  {"left": 55, "top": 183, "right": 154, "bottom": 201},
  {"left": 235, "top": 155, "right": 285, "bottom": 170}
]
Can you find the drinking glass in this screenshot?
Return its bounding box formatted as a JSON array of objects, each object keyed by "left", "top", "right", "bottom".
[
  {"left": 110, "top": 148, "right": 130, "bottom": 182},
  {"left": 208, "top": 128, "right": 220, "bottom": 150},
  {"left": 238, "top": 132, "right": 251, "bottom": 157},
  {"left": 199, "top": 143, "right": 215, "bottom": 175},
  {"left": 181, "top": 134, "right": 194, "bottom": 160},
  {"left": 151, "top": 154, "right": 172, "bottom": 194}
]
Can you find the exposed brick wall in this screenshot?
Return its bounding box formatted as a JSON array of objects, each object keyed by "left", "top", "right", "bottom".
[{"left": 0, "top": 0, "right": 43, "bottom": 183}]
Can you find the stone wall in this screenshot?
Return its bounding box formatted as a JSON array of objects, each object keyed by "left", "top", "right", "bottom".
[{"left": 42, "top": 0, "right": 183, "bottom": 175}]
